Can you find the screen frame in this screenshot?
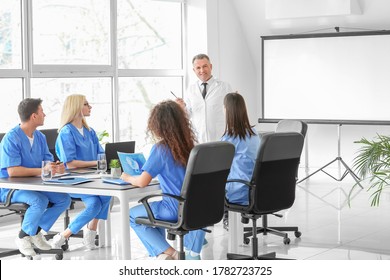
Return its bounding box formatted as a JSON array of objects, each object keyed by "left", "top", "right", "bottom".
[{"left": 259, "top": 30, "right": 390, "bottom": 126}]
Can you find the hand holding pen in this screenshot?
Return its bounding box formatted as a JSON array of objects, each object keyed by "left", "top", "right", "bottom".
[
  {"left": 51, "top": 161, "right": 65, "bottom": 175},
  {"left": 171, "top": 91, "right": 186, "bottom": 109}
]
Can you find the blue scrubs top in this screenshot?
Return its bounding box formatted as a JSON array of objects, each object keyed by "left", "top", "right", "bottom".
[
  {"left": 221, "top": 127, "right": 260, "bottom": 205},
  {"left": 0, "top": 125, "right": 53, "bottom": 201},
  {"left": 55, "top": 123, "right": 104, "bottom": 163},
  {"left": 142, "top": 143, "right": 185, "bottom": 217}
]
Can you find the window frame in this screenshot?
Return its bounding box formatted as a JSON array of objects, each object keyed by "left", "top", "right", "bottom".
[{"left": 0, "top": 0, "right": 187, "bottom": 142}]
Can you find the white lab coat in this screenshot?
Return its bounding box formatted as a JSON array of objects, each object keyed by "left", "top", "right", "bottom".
[{"left": 185, "top": 76, "right": 232, "bottom": 143}]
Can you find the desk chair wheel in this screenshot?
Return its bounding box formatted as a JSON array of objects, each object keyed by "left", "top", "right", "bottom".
[
  {"left": 283, "top": 237, "right": 290, "bottom": 245},
  {"left": 243, "top": 237, "right": 250, "bottom": 245},
  {"left": 55, "top": 253, "right": 63, "bottom": 260},
  {"left": 25, "top": 255, "right": 33, "bottom": 260},
  {"left": 294, "top": 231, "right": 302, "bottom": 238},
  {"left": 61, "top": 244, "right": 69, "bottom": 251}
]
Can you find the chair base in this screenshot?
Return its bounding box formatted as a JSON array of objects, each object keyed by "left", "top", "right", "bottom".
[
  {"left": 0, "top": 248, "right": 64, "bottom": 260},
  {"left": 227, "top": 252, "right": 276, "bottom": 260},
  {"left": 243, "top": 215, "right": 301, "bottom": 245},
  {"left": 243, "top": 226, "right": 301, "bottom": 245},
  {"left": 0, "top": 249, "right": 21, "bottom": 258}
]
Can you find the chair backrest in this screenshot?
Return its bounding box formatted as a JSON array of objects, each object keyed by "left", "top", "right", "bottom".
[
  {"left": 275, "top": 119, "right": 308, "bottom": 138},
  {"left": 179, "top": 141, "right": 235, "bottom": 231},
  {"left": 39, "top": 129, "right": 60, "bottom": 161},
  {"left": 251, "top": 132, "right": 304, "bottom": 214}
]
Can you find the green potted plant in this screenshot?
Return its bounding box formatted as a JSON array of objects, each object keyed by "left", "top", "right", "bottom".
[
  {"left": 97, "top": 130, "right": 110, "bottom": 146},
  {"left": 351, "top": 134, "right": 390, "bottom": 206},
  {"left": 109, "top": 159, "right": 121, "bottom": 178}
]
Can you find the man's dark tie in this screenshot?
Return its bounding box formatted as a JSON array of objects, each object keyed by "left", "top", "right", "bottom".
[{"left": 202, "top": 82, "right": 207, "bottom": 99}]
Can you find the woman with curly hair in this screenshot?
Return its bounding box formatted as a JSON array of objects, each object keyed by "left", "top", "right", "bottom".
[{"left": 120, "top": 100, "right": 202, "bottom": 260}]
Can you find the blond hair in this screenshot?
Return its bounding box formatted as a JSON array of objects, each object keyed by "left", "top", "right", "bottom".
[{"left": 58, "top": 94, "right": 90, "bottom": 132}]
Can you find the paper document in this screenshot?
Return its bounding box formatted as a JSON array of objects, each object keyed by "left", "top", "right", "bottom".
[{"left": 43, "top": 177, "right": 92, "bottom": 185}]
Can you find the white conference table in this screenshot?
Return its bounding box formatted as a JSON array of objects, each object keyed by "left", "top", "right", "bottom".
[{"left": 0, "top": 176, "right": 160, "bottom": 260}]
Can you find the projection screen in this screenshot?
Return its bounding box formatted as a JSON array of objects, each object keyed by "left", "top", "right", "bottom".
[{"left": 261, "top": 30, "right": 390, "bottom": 124}]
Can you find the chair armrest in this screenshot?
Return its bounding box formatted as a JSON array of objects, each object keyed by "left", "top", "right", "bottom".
[
  {"left": 225, "top": 180, "right": 256, "bottom": 212},
  {"left": 4, "top": 189, "right": 17, "bottom": 207},
  {"left": 227, "top": 179, "right": 254, "bottom": 188},
  {"left": 138, "top": 193, "right": 185, "bottom": 224}
]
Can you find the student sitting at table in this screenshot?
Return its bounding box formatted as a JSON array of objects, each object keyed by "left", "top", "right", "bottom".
[
  {"left": 222, "top": 92, "right": 260, "bottom": 205},
  {"left": 0, "top": 98, "right": 71, "bottom": 257},
  {"left": 120, "top": 100, "right": 205, "bottom": 260},
  {"left": 51, "top": 94, "right": 111, "bottom": 250}
]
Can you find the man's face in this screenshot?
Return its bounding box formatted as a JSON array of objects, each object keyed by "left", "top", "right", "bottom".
[
  {"left": 32, "top": 105, "right": 46, "bottom": 126},
  {"left": 193, "top": 58, "right": 212, "bottom": 82}
]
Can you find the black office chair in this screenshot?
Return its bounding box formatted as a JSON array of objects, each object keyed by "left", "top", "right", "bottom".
[
  {"left": 135, "top": 141, "right": 235, "bottom": 260},
  {"left": 0, "top": 190, "right": 63, "bottom": 260},
  {"left": 240, "top": 120, "right": 308, "bottom": 245},
  {"left": 225, "top": 132, "right": 304, "bottom": 260},
  {"left": 275, "top": 119, "right": 308, "bottom": 138}
]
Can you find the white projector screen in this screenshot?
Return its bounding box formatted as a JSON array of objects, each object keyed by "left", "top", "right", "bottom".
[{"left": 261, "top": 31, "right": 390, "bottom": 124}]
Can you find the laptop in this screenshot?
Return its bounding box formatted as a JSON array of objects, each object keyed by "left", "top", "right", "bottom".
[{"left": 105, "top": 141, "right": 135, "bottom": 171}]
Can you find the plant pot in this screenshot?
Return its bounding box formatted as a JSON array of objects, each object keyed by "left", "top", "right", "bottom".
[{"left": 111, "top": 167, "right": 122, "bottom": 178}]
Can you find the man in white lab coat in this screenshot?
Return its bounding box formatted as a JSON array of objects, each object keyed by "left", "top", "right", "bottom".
[{"left": 179, "top": 54, "right": 232, "bottom": 143}]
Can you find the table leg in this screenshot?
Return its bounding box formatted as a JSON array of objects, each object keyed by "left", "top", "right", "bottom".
[{"left": 119, "top": 193, "right": 131, "bottom": 259}]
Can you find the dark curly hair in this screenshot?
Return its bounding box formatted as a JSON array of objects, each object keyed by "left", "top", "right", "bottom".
[{"left": 147, "top": 100, "right": 196, "bottom": 166}]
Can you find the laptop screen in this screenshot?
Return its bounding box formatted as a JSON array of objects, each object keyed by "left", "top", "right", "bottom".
[{"left": 105, "top": 141, "right": 135, "bottom": 170}]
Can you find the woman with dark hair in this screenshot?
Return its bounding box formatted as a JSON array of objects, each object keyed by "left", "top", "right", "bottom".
[
  {"left": 121, "top": 100, "right": 204, "bottom": 260},
  {"left": 222, "top": 92, "right": 260, "bottom": 205}
]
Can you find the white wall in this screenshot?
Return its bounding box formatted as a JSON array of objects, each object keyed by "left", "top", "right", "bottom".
[
  {"left": 186, "top": 0, "right": 258, "bottom": 125},
  {"left": 211, "top": 0, "right": 390, "bottom": 169}
]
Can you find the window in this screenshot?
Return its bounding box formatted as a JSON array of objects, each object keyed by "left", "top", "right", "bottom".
[
  {"left": 0, "top": 0, "right": 185, "bottom": 149},
  {"left": 0, "top": 78, "right": 23, "bottom": 132},
  {"left": 118, "top": 77, "right": 182, "bottom": 148},
  {"left": 117, "top": 0, "right": 182, "bottom": 69},
  {"left": 30, "top": 78, "right": 112, "bottom": 135},
  {"left": 0, "top": 0, "right": 22, "bottom": 69},
  {"left": 32, "top": 0, "right": 111, "bottom": 65}
]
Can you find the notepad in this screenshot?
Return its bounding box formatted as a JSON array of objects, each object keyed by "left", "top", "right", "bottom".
[
  {"left": 101, "top": 177, "right": 130, "bottom": 185},
  {"left": 68, "top": 168, "right": 97, "bottom": 175},
  {"left": 43, "top": 177, "right": 92, "bottom": 185},
  {"left": 52, "top": 172, "right": 71, "bottom": 178}
]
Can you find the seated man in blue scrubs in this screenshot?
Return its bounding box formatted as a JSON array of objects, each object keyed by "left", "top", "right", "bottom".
[{"left": 0, "top": 98, "right": 71, "bottom": 257}]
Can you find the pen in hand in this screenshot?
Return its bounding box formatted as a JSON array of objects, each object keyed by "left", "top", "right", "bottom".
[{"left": 170, "top": 91, "right": 178, "bottom": 99}]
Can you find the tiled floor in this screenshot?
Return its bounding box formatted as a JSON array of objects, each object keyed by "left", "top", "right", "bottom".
[{"left": 1, "top": 167, "right": 390, "bottom": 260}]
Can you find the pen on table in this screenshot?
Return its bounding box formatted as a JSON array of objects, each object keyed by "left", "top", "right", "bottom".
[{"left": 170, "top": 91, "right": 178, "bottom": 99}]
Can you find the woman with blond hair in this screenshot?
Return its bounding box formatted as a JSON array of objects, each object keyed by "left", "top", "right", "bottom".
[
  {"left": 120, "top": 100, "right": 204, "bottom": 260},
  {"left": 51, "top": 94, "right": 111, "bottom": 250}
]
